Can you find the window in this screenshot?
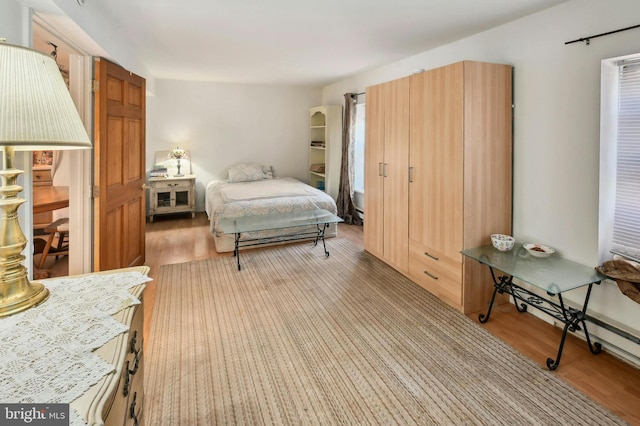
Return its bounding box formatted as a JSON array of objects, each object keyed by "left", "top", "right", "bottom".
[
  {"left": 353, "top": 102, "right": 365, "bottom": 194},
  {"left": 612, "top": 60, "right": 640, "bottom": 261},
  {"left": 600, "top": 55, "right": 640, "bottom": 262}
]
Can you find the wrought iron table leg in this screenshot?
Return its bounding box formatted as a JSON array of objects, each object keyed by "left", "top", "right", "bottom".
[
  {"left": 234, "top": 233, "right": 241, "bottom": 271},
  {"left": 479, "top": 267, "right": 514, "bottom": 323},
  {"left": 578, "top": 282, "right": 602, "bottom": 354},
  {"left": 583, "top": 321, "right": 603, "bottom": 354},
  {"left": 546, "top": 292, "right": 578, "bottom": 370},
  {"left": 546, "top": 321, "right": 571, "bottom": 370},
  {"left": 545, "top": 283, "right": 601, "bottom": 369},
  {"left": 479, "top": 286, "right": 499, "bottom": 323},
  {"left": 316, "top": 223, "right": 330, "bottom": 257}
]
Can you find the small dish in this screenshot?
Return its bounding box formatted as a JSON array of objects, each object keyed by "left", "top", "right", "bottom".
[{"left": 524, "top": 243, "right": 555, "bottom": 258}]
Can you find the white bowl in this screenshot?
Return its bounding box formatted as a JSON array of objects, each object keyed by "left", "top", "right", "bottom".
[
  {"left": 491, "top": 234, "right": 515, "bottom": 251},
  {"left": 523, "top": 243, "right": 555, "bottom": 258}
]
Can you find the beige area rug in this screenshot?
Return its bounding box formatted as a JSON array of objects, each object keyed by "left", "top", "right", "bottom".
[{"left": 145, "top": 238, "right": 625, "bottom": 425}]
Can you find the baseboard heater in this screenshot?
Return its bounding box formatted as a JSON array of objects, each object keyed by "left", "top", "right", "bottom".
[{"left": 586, "top": 315, "right": 640, "bottom": 345}]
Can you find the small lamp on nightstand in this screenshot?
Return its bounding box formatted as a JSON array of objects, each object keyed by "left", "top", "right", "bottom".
[
  {"left": 0, "top": 41, "right": 91, "bottom": 317},
  {"left": 168, "top": 146, "right": 188, "bottom": 177}
]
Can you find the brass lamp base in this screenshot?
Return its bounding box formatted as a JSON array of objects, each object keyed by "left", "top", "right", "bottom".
[
  {"left": 0, "top": 279, "right": 49, "bottom": 317},
  {"left": 0, "top": 147, "right": 50, "bottom": 317}
]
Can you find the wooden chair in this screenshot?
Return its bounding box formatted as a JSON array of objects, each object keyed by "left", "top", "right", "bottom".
[{"left": 38, "top": 217, "right": 69, "bottom": 269}]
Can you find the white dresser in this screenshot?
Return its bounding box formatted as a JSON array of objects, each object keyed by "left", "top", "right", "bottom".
[
  {"left": 0, "top": 267, "right": 151, "bottom": 426},
  {"left": 68, "top": 267, "right": 148, "bottom": 426}
]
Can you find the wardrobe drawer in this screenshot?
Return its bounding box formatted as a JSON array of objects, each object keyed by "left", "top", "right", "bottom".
[
  {"left": 409, "top": 241, "right": 462, "bottom": 283},
  {"left": 409, "top": 261, "right": 462, "bottom": 310}
]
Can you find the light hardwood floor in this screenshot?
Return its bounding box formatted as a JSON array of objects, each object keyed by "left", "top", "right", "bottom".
[{"left": 144, "top": 213, "right": 640, "bottom": 425}]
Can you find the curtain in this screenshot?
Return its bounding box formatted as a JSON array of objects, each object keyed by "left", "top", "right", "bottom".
[{"left": 336, "top": 93, "right": 362, "bottom": 225}]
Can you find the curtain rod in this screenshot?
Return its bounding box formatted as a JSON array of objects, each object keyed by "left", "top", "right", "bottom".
[{"left": 565, "top": 23, "right": 640, "bottom": 45}]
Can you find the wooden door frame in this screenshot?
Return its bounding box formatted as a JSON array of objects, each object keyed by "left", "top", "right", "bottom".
[
  {"left": 25, "top": 14, "right": 94, "bottom": 276},
  {"left": 71, "top": 54, "right": 94, "bottom": 275},
  {"left": 37, "top": 53, "right": 93, "bottom": 276}
]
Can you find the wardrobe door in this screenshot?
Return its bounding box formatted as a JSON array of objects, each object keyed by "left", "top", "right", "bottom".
[
  {"left": 410, "top": 64, "right": 464, "bottom": 259},
  {"left": 382, "top": 77, "right": 410, "bottom": 272},
  {"left": 364, "top": 77, "right": 410, "bottom": 272},
  {"left": 364, "top": 83, "right": 385, "bottom": 259}
]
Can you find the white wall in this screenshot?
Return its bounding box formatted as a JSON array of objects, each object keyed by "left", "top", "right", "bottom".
[
  {"left": 146, "top": 80, "right": 322, "bottom": 211},
  {"left": 322, "top": 0, "right": 640, "bottom": 363},
  {"left": 1, "top": 1, "right": 26, "bottom": 44}
]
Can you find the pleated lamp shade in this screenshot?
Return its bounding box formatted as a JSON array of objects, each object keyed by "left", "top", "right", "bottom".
[{"left": 0, "top": 42, "right": 91, "bottom": 150}]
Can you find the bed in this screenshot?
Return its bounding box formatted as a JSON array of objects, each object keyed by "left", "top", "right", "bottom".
[{"left": 205, "top": 164, "right": 338, "bottom": 253}]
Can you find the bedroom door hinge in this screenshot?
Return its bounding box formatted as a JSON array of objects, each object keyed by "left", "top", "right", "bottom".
[
  {"left": 91, "top": 186, "right": 99, "bottom": 198},
  {"left": 92, "top": 80, "right": 100, "bottom": 92}
]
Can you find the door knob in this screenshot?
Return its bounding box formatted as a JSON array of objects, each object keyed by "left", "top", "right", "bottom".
[{"left": 141, "top": 183, "right": 150, "bottom": 190}]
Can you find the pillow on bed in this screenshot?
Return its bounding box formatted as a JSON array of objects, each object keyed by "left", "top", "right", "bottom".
[
  {"left": 228, "top": 163, "right": 273, "bottom": 182},
  {"left": 262, "top": 164, "right": 274, "bottom": 179}
]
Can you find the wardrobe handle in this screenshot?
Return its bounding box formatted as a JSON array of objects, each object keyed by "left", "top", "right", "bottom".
[
  {"left": 424, "top": 252, "right": 439, "bottom": 261},
  {"left": 423, "top": 270, "right": 439, "bottom": 280},
  {"left": 129, "top": 392, "right": 139, "bottom": 426},
  {"left": 409, "top": 167, "right": 414, "bottom": 183},
  {"left": 123, "top": 361, "right": 131, "bottom": 397},
  {"left": 378, "top": 162, "right": 383, "bottom": 176},
  {"left": 383, "top": 163, "right": 388, "bottom": 177},
  {"left": 129, "top": 330, "right": 139, "bottom": 355}
]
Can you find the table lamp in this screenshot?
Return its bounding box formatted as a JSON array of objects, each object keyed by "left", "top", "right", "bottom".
[
  {"left": 0, "top": 41, "right": 91, "bottom": 317},
  {"left": 168, "top": 147, "right": 187, "bottom": 177}
]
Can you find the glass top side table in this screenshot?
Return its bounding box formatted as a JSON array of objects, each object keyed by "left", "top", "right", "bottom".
[{"left": 462, "top": 244, "right": 606, "bottom": 370}]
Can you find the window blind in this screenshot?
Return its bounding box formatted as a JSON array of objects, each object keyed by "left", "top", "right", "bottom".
[{"left": 612, "top": 61, "right": 640, "bottom": 262}]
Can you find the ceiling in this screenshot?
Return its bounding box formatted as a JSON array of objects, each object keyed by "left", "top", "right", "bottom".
[{"left": 37, "top": 0, "right": 567, "bottom": 86}]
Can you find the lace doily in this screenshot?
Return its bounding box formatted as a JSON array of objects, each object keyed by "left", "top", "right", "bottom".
[{"left": 0, "top": 271, "right": 152, "bottom": 426}]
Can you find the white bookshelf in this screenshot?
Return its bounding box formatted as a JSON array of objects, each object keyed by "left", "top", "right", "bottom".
[{"left": 308, "top": 105, "right": 342, "bottom": 200}]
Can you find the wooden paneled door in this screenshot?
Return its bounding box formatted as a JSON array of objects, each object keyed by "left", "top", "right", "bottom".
[{"left": 93, "top": 58, "right": 146, "bottom": 271}]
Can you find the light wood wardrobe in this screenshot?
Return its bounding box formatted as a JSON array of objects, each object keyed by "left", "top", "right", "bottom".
[{"left": 364, "top": 61, "right": 513, "bottom": 314}]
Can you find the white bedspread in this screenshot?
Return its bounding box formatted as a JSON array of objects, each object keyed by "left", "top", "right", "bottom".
[{"left": 220, "top": 178, "right": 316, "bottom": 202}]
